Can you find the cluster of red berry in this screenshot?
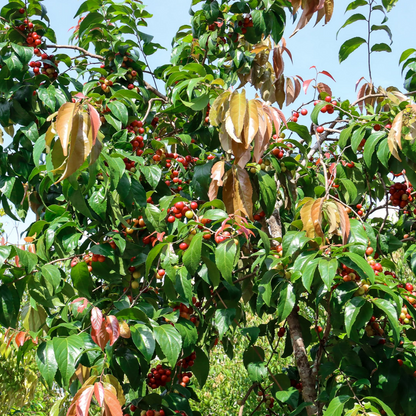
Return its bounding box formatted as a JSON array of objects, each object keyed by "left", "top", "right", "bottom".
[
  {"left": 176, "top": 371, "right": 193, "bottom": 388},
  {"left": 146, "top": 365, "right": 172, "bottom": 389},
  {"left": 177, "top": 351, "right": 196, "bottom": 370},
  {"left": 315, "top": 96, "right": 338, "bottom": 114},
  {"left": 172, "top": 303, "right": 194, "bottom": 321},
  {"left": 29, "top": 53, "right": 58, "bottom": 78},
  {"left": 167, "top": 201, "right": 198, "bottom": 223},
  {"left": 239, "top": 15, "right": 254, "bottom": 34},
  {"left": 290, "top": 108, "right": 308, "bottom": 123},
  {"left": 253, "top": 211, "right": 266, "bottom": 221},
  {"left": 339, "top": 264, "right": 360, "bottom": 282},
  {"left": 389, "top": 182, "right": 413, "bottom": 209},
  {"left": 400, "top": 282, "right": 416, "bottom": 306},
  {"left": 290, "top": 378, "right": 303, "bottom": 391},
  {"left": 365, "top": 316, "right": 385, "bottom": 340}
]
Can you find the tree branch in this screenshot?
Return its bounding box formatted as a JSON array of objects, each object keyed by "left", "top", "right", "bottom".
[{"left": 287, "top": 309, "right": 318, "bottom": 416}]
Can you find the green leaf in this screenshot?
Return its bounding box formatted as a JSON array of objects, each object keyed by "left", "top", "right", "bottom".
[
  {"left": 337, "top": 14, "right": 367, "bottom": 38},
  {"left": 338, "top": 252, "right": 375, "bottom": 283},
  {"left": 345, "top": 297, "right": 365, "bottom": 337},
  {"left": 215, "top": 239, "right": 237, "bottom": 283},
  {"left": 145, "top": 243, "right": 167, "bottom": 277},
  {"left": 0, "top": 285, "right": 20, "bottom": 328},
  {"left": 52, "top": 335, "right": 85, "bottom": 388},
  {"left": 287, "top": 122, "right": 311, "bottom": 144},
  {"left": 131, "top": 323, "right": 155, "bottom": 362},
  {"left": 78, "top": 11, "right": 104, "bottom": 38},
  {"left": 282, "top": 231, "right": 310, "bottom": 258},
  {"left": 0, "top": 246, "right": 12, "bottom": 264},
  {"left": 277, "top": 283, "right": 295, "bottom": 320},
  {"left": 130, "top": 178, "right": 147, "bottom": 207},
  {"left": 346, "top": 0, "right": 368, "bottom": 11},
  {"left": 339, "top": 37, "right": 367, "bottom": 63},
  {"left": 88, "top": 187, "right": 107, "bottom": 220},
  {"left": 257, "top": 170, "right": 277, "bottom": 217},
  {"left": 324, "top": 396, "right": 350, "bottom": 416},
  {"left": 367, "top": 397, "right": 395, "bottom": 416},
  {"left": 154, "top": 325, "right": 182, "bottom": 367},
  {"left": 140, "top": 165, "right": 162, "bottom": 188},
  {"left": 192, "top": 346, "right": 210, "bottom": 388},
  {"left": 108, "top": 101, "right": 128, "bottom": 126},
  {"left": 373, "top": 298, "right": 400, "bottom": 344},
  {"left": 318, "top": 258, "right": 338, "bottom": 290},
  {"left": 36, "top": 341, "right": 58, "bottom": 389},
  {"left": 302, "top": 258, "right": 320, "bottom": 293},
  {"left": 247, "top": 361, "right": 267, "bottom": 382},
  {"left": 338, "top": 124, "right": 355, "bottom": 149},
  {"left": 377, "top": 138, "right": 390, "bottom": 168},
  {"left": 41, "top": 264, "right": 61, "bottom": 293},
  {"left": 214, "top": 308, "right": 236, "bottom": 339},
  {"left": 311, "top": 101, "right": 328, "bottom": 125},
  {"left": 183, "top": 232, "right": 203, "bottom": 275},
  {"left": 145, "top": 203, "right": 165, "bottom": 232},
  {"left": 371, "top": 43, "right": 392, "bottom": 53},
  {"left": 71, "top": 261, "right": 94, "bottom": 298},
  {"left": 348, "top": 219, "right": 368, "bottom": 256},
  {"left": 351, "top": 126, "right": 366, "bottom": 152},
  {"left": 174, "top": 267, "right": 193, "bottom": 303},
  {"left": 175, "top": 318, "right": 198, "bottom": 349},
  {"left": 14, "top": 247, "right": 37, "bottom": 272},
  {"left": 371, "top": 24, "right": 393, "bottom": 44},
  {"left": 339, "top": 178, "right": 358, "bottom": 204},
  {"left": 201, "top": 209, "right": 228, "bottom": 221},
  {"left": 200, "top": 256, "right": 221, "bottom": 288},
  {"left": 363, "top": 131, "right": 386, "bottom": 168}
]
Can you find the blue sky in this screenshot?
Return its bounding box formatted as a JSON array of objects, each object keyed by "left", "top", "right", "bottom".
[{"left": 2, "top": 0, "right": 415, "bottom": 242}]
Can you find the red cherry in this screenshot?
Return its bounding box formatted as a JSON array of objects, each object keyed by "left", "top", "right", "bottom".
[
  {"left": 292, "top": 116, "right": 298, "bottom": 123},
  {"left": 398, "top": 359, "right": 404, "bottom": 366},
  {"left": 167, "top": 216, "right": 175, "bottom": 223},
  {"left": 190, "top": 201, "right": 198, "bottom": 210},
  {"left": 324, "top": 96, "right": 331, "bottom": 102},
  {"left": 157, "top": 269, "right": 166, "bottom": 277},
  {"left": 406, "top": 283, "right": 414, "bottom": 292},
  {"left": 130, "top": 405, "right": 137, "bottom": 412},
  {"left": 300, "top": 108, "right": 308, "bottom": 116},
  {"left": 316, "top": 126, "right": 324, "bottom": 134},
  {"left": 19, "top": 8, "right": 25, "bottom": 13},
  {"left": 374, "top": 124, "right": 381, "bottom": 131},
  {"left": 179, "top": 243, "right": 189, "bottom": 250},
  {"left": 175, "top": 201, "right": 185, "bottom": 210},
  {"left": 292, "top": 111, "right": 299, "bottom": 118},
  {"left": 385, "top": 124, "right": 392, "bottom": 129},
  {"left": 356, "top": 204, "right": 362, "bottom": 209},
  {"left": 128, "top": 84, "right": 134, "bottom": 90}
]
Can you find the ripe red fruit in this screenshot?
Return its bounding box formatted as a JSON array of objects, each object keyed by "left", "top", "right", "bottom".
[
  {"left": 356, "top": 204, "right": 362, "bottom": 209},
  {"left": 374, "top": 124, "right": 381, "bottom": 131},
  {"left": 130, "top": 405, "right": 137, "bottom": 412},
  {"left": 385, "top": 124, "right": 392, "bottom": 129},
  {"left": 179, "top": 243, "right": 189, "bottom": 250},
  {"left": 365, "top": 247, "right": 374, "bottom": 256},
  {"left": 316, "top": 126, "right": 324, "bottom": 134},
  {"left": 292, "top": 111, "right": 299, "bottom": 118},
  {"left": 157, "top": 269, "right": 166, "bottom": 277},
  {"left": 292, "top": 116, "right": 298, "bottom": 123},
  {"left": 405, "top": 283, "right": 414, "bottom": 292},
  {"left": 207, "top": 154, "right": 215, "bottom": 160},
  {"left": 19, "top": 8, "right": 25, "bottom": 13},
  {"left": 175, "top": 201, "right": 185, "bottom": 210},
  {"left": 167, "top": 215, "right": 175, "bottom": 223},
  {"left": 357, "top": 210, "right": 363, "bottom": 216},
  {"left": 398, "top": 359, "right": 404, "bottom": 366},
  {"left": 128, "top": 84, "right": 134, "bottom": 90},
  {"left": 316, "top": 326, "right": 323, "bottom": 333},
  {"left": 147, "top": 411, "right": 155, "bottom": 416},
  {"left": 324, "top": 96, "right": 331, "bottom": 102},
  {"left": 378, "top": 338, "right": 386, "bottom": 345},
  {"left": 278, "top": 327, "right": 286, "bottom": 337},
  {"left": 300, "top": 108, "right": 308, "bottom": 116},
  {"left": 190, "top": 201, "right": 198, "bottom": 210}
]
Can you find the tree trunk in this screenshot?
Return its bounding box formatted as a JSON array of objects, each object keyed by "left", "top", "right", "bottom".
[{"left": 287, "top": 309, "right": 318, "bottom": 416}]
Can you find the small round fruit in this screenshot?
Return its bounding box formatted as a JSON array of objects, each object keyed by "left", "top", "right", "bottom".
[
  {"left": 374, "top": 124, "right": 381, "bottom": 131},
  {"left": 316, "top": 326, "right": 323, "bottom": 333},
  {"left": 185, "top": 210, "right": 193, "bottom": 219},
  {"left": 405, "top": 283, "right": 414, "bottom": 292},
  {"left": 316, "top": 126, "right": 324, "bottom": 134},
  {"left": 131, "top": 405, "right": 137, "bottom": 412},
  {"left": 190, "top": 201, "right": 198, "bottom": 210},
  {"left": 132, "top": 271, "right": 141, "bottom": 279},
  {"left": 167, "top": 215, "right": 175, "bottom": 223},
  {"left": 325, "top": 96, "right": 332, "bottom": 103},
  {"left": 398, "top": 359, "right": 404, "bottom": 366},
  {"left": 301, "top": 108, "right": 308, "bottom": 116},
  {"left": 179, "top": 243, "right": 189, "bottom": 250},
  {"left": 19, "top": 8, "right": 25, "bottom": 13},
  {"left": 365, "top": 247, "right": 374, "bottom": 256},
  {"left": 131, "top": 281, "right": 140, "bottom": 290},
  {"left": 157, "top": 269, "right": 166, "bottom": 277}
]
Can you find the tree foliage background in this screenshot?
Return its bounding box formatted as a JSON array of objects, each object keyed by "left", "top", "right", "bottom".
[{"left": 1, "top": 0, "right": 416, "bottom": 415}]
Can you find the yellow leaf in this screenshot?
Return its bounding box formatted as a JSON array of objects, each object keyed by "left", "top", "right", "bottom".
[
  {"left": 56, "top": 110, "right": 93, "bottom": 183},
  {"left": 311, "top": 198, "right": 325, "bottom": 242},
  {"left": 223, "top": 167, "right": 253, "bottom": 219},
  {"left": 229, "top": 90, "right": 247, "bottom": 138},
  {"left": 388, "top": 111, "right": 403, "bottom": 159},
  {"left": 324, "top": 0, "right": 334, "bottom": 23},
  {"left": 219, "top": 123, "right": 233, "bottom": 153},
  {"left": 45, "top": 122, "right": 56, "bottom": 153},
  {"left": 225, "top": 111, "right": 242, "bottom": 143},
  {"left": 4, "top": 124, "right": 14, "bottom": 137},
  {"left": 55, "top": 102, "right": 79, "bottom": 156},
  {"left": 300, "top": 198, "right": 315, "bottom": 238},
  {"left": 103, "top": 374, "right": 126, "bottom": 406},
  {"left": 0, "top": 128, "right": 3, "bottom": 145},
  {"left": 243, "top": 100, "right": 259, "bottom": 148},
  {"left": 209, "top": 91, "right": 231, "bottom": 126}
]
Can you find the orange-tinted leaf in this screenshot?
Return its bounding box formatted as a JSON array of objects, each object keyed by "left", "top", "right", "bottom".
[
  {"left": 320, "top": 70, "right": 336, "bottom": 82},
  {"left": 87, "top": 104, "right": 101, "bottom": 146},
  {"left": 315, "top": 6, "right": 325, "bottom": 25},
  {"left": 15, "top": 331, "right": 27, "bottom": 347},
  {"left": 75, "top": 364, "right": 91, "bottom": 385},
  {"left": 55, "top": 102, "right": 78, "bottom": 156},
  {"left": 311, "top": 198, "right": 325, "bottom": 242},
  {"left": 105, "top": 315, "right": 120, "bottom": 346},
  {"left": 275, "top": 74, "right": 286, "bottom": 109},
  {"left": 208, "top": 161, "right": 225, "bottom": 201},
  {"left": 91, "top": 307, "right": 102, "bottom": 331},
  {"left": 103, "top": 375, "right": 125, "bottom": 406},
  {"left": 103, "top": 385, "right": 123, "bottom": 416},
  {"left": 91, "top": 320, "right": 110, "bottom": 351},
  {"left": 67, "top": 385, "right": 94, "bottom": 416},
  {"left": 303, "top": 79, "right": 314, "bottom": 94},
  {"left": 225, "top": 112, "right": 241, "bottom": 143},
  {"left": 335, "top": 202, "right": 351, "bottom": 245},
  {"left": 72, "top": 297, "right": 89, "bottom": 313},
  {"left": 390, "top": 111, "right": 403, "bottom": 150},
  {"left": 94, "top": 382, "right": 105, "bottom": 407},
  {"left": 232, "top": 141, "right": 251, "bottom": 169},
  {"left": 293, "top": 77, "right": 302, "bottom": 102},
  {"left": 237, "top": 166, "right": 253, "bottom": 220},
  {"left": 229, "top": 90, "right": 247, "bottom": 138}
]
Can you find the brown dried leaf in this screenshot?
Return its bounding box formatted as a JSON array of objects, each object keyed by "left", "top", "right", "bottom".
[
  {"left": 236, "top": 166, "right": 253, "bottom": 220},
  {"left": 293, "top": 77, "right": 302, "bottom": 102},
  {"left": 300, "top": 198, "right": 315, "bottom": 238},
  {"left": 316, "top": 82, "right": 332, "bottom": 98},
  {"left": 357, "top": 82, "right": 368, "bottom": 113},
  {"left": 230, "top": 90, "right": 247, "bottom": 138},
  {"left": 290, "top": 0, "right": 321, "bottom": 37},
  {"left": 209, "top": 91, "right": 231, "bottom": 126},
  {"left": 315, "top": 6, "right": 326, "bottom": 25},
  {"left": 388, "top": 111, "right": 404, "bottom": 160},
  {"left": 274, "top": 74, "right": 286, "bottom": 109},
  {"left": 75, "top": 364, "right": 91, "bottom": 385},
  {"left": 335, "top": 201, "right": 351, "bottom": 245},
  {"left": 311, "top": 197, "right": 325, "bottom": 242},
  {"left": 55, "top": 102, "right": 79, "bottom": 156},
  {"left": 232, "top": 140, "right": 252, "bottom": 169},
  {"left": 45, "top": 123, "right": 56, "bottom": 153},
  {"left": 273, "top": 47, "right": 285, "bottom": 80},
  {"left": 286, "top": 77, "right": 295, "bottom": 106}
]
